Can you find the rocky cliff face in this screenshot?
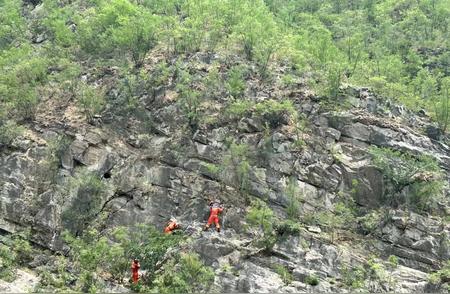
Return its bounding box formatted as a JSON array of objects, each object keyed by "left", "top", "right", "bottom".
[{"left": 0, "top": 53, "right": 449, "bottom": 292}]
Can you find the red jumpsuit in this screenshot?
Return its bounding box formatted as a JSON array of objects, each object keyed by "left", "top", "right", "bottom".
[
  {"left": 205, "top": 205, "right": 223, "bottom": 231},
  {"left": 131, "top": 260, "right": 140, "bottom": 284},
  {"left": 164, "top": 221, "right": 179, "bottom": 234}
]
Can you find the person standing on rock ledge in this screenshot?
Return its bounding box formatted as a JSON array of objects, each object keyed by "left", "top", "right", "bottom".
[
  {"left": 204, "top": 200, "right": 224, "bottom": 232},
  {"left": 131, "top": 259, "right": 140, "bottom": 284}
]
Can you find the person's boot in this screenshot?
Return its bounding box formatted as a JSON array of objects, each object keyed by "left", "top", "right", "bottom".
[
  {"left": 216, "top": 227, "right": 221, "bottom": 232},
  {"left": 203, "top": 225, "right": 209, "bottom": 231}
]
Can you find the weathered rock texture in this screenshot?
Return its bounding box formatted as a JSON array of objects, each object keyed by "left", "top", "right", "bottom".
[{"left": 0, "top": 57, "right": 449, "bottom": 292}]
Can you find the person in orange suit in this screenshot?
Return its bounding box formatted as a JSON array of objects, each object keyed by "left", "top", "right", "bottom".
[
  {"left": 164, "top": 218, "right": 180, "bottom": 234},
  {"left": 131, "top": 259, "right": 140, "bottom": 284},
  {"left": 204, "top": 200, "right": 224, "bottom": 232}
]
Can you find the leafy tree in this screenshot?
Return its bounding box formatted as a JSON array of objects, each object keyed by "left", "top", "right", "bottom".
[
  {"left": 0, "top": 50, "right": 49, "bottom": 121},
  {"left": 61, "top": 171, "right": 107, "bottom": 236},
  {"left": 176, "top": 69, "right": 201, "bottom": 128},
  {"left": 0, "top": 115, "right": 23, "bottom": 149},
  {"left": 150, "top": 253, "right": 214, "bottom": 293},
  {"left": 246, "top": 199, "right": 277, "bottom": 251},
  {"left": 77, "top": 0, "right": 160, "bottom": 66},
  {"left": 41, "top": 0, "right": 76, "bottom": 47},
  {"left": 285, "top": 177, "right": 301, "bottom": 220},
  {"left": 222, "top": 141, "right": 252, "bottom": 194},
  {"left": 226, "top": 65, "right": 246, "bottom": 98},
  {"left": 0, "top": 0, "right": 26, "bottom": 50},
  {"left": 0, "top": 244, "right": 16, "bottom": 282},
  {"left": 111, "top": 9, "right": 160, "bottom": 67},
  {"left": 76, "top": 82, "right": 105, "bottom": 123},
  {"left": 370, "top": 147, "right": 445, "bottom": 212},
  {"left": 431, "top": 77, "right": 450, "bottom": 132}
]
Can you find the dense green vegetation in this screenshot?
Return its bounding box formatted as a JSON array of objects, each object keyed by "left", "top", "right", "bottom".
[
  {"left": 0, "top": 231, "right": 33, "bottom": 282},
  {"left": 0, "top": 0, "right": 449, "bottom": 292},
  {"left": 33, "top": 225, "right": 213, "bottom": 293},
  {"left": 370, "top": 147, "right": 445, "bottom": 212},
  {"left": 1, "top": 0, "right": 449, "bottom": 142},
  {"left": 61, "top": 170, "right": 108, "bottom": 236}
]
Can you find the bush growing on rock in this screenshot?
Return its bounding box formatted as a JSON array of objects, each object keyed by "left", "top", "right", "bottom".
[
  {"left": 0, "top": 0, "right": 26, "bottom": 50},
  {"left": 150, "top": 253, "right": 214, "bottom": 293},
  {"left": 0, "top": 244, "right": 16, "bottom": 282},
  {"left": 305, "top": 274, "right": 319, "bottom": 286},
  {"left": 274, "top": 265, "right": 293, "bottom": 285},
  {"left": 285, "top": 177, "right": 302, "bottom": 220},
  {"left": 62, "top": 224, "right": 184, "bottom": 292},
  {"left": 76, "top": 0, "right": 160, "bottom": 66},
  {"left": 428, "top": 260, "right": 450, "bottom": 286},
  {"left": 246, "top": 199, "right": 277, "bottom": 251},
  {"left": 341, "top": 265, "right": 367, "bottom": 289},
  {"left": 430, "top": 77, "right": 450, "bottom": 133},
  {"left": 0, "top": 231, "right": 34, "bottom": 283},
  {"left": 0, "top": 49, "right": 49, "bottom": 121},
  {"left": 61, "top": 171, "right": 107, "bottom": 236},
  {"left": 226, "top": 65, "right": 247, "bottom": 98},
  {"left": 221, "top": 141, "right": 252, "bottom": 194},
  {"left": 176, "top": 69, "right": 202, "bottom": 128},
  {"left": 225, "top": 99, "right": 296, "bottom": 128},
  {"left": 76, "top": 82, "right": 105, "bottom": 123},
  {"left": 369, "top": 147, "right": 445, "bottom": 212},
  {"left": 0, "top": 118, "right": 23, "bottom": 149}
]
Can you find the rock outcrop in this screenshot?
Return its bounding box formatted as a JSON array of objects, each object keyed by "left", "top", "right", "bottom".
[{"left": 0, "top": 64, "right": 449, "bottom": 293}]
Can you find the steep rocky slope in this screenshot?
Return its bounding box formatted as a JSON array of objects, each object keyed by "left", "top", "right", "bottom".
[{"left": 0, "top": 50, "right": 449, "bottom": 292}]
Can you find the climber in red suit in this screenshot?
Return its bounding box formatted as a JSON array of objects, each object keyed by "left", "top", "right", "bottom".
[
  {"left": 164, "top": 218, "right": 180, "bottom": 234},
  {"left": 204, "top": 200, "right": 224, "bottom": 232},
  {"left": 131, "top": 259, "right": 140, "bottom": 284}
]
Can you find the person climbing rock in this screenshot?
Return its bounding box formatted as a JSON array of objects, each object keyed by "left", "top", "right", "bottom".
[
  {"left": 204, "top": 200, "right": 224, "bottom": 232},
  {"left": 164, "top": 217, "right": 180, "bottom": 234},
  {"left": 131, "top": 258, "right": 140, "bottom": 284}
]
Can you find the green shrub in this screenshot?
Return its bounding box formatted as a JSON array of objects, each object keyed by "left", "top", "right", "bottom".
[
  {"left": 428, "top": 260, "right": 450, "bottom": 285},
  {"left": 0, "top": 244, "right": 16, "bottom": 282},
  {"left": 77, "top": 0, "right": 160, "bottom": 66},
  {"left": 312, "top": 202, "right": 356, "bottom": 242},
  {"left": 62, "top": 224, "right": 183, "bottom": 292},
  {"left": 276, "top": 220, "right": 302, "bottom": 236},
  {"left": 254, "top": 100, "right": 296, "bottom": 128},
  {"left": 0, "top": 53, "right": 49, "bottom": 121},
  {"left": 61, "top": 171, "right": 107, "bottom": 235},
  {"left": 176, "top": 69, "right": 202, "bottom": 128},
  {"left": 370, "top": 147, "right": 445, "bottom": 212},
  {"left": 35, "top": 256, "right": 73, "bottom": 291},
  {"left": 41, "top": 0, "right": 76, "bottom": 47},
  {"left": 388, "top": 255, "right": 399, "bottom": 269},
  {"left": 341, "top": 265, "right": 366, "bottom": 289},
  {"left": 76, "top": 82, "right": 105, "bottom": 123},
  {"left": 274, "top": 265, "right": 293, "bottom": 285},
  {"left": 430, "top": 77, "right": 450, "bottom": 133},
  {"left": 113, "top": 225, "right": 182, "bottom": 282},
  {"left": 325, "top": 63, "right": 344, "bottom": 98},
  {"left": 150, "top": 253, "right": 214, "bottom": 293},
  {"left": 225, "top": 100, "right": 254, "bottom": 119},
  {"left": 285, "top": 177, "right": 301, "bottom": 220},
  {"left": 11, "top": 236, "right": 33, "bottom": 266},
  {"left": 246, "top": 199, "right": 276, "bottom": 251},
  {"left": 0, "top": 0, "right": 26, "bottom": 50},
  {"left": 225, "top": 99, "right": 296, "bottom": 128},
  {"left": 367, "top": 257, "right": 388, "bottom": 282},
  {"left": 305, "top": 274, "right": 319, "bottom": 286},
  {"left": 222, "top": 141, "right": 252, "bottom": 193},
  {"left": 358, "top": 210, "right": 383, "bottom": 234},
  {"left": 110, "top": 9, "right": 160, "bottom": 67},
  {"left": 226, "top": 66, "right": 246, "bottom": 98},
  {"left": 0, "top": 119, "right": 24, "bottom": 148}
]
